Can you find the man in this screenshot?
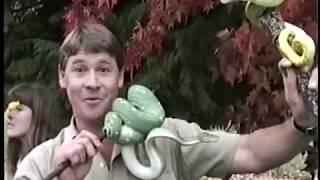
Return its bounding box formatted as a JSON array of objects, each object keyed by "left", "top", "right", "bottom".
[{"left": 14, "top": 23, "right": 318, "bottom": 180}]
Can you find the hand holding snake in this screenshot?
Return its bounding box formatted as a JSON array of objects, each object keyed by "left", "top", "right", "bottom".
[{"left": 45, "top": 85, "right": 217, "bottom": 180}]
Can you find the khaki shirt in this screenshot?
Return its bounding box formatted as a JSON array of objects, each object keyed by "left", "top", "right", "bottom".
[{"left": 14, "top": 117, "right": 239, "bottom": 180}]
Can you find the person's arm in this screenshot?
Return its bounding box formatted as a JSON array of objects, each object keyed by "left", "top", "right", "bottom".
[
  {"left": 230, "top": 58, "right": 317, "bottom": 174},
  {"left": 14, "top": 142, "right": 54, "bottom": 180},
  {"left": 14, "top": 158, "right": 44, "bottom": 180},
  {"left": 231, "top": 117, "right": 313, "bottom": 173}
]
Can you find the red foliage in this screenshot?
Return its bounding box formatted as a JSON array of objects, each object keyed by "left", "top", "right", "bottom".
[
  {"left": 63, "top": 0, "right": 118, "bottom": 35},
  {"left": 124, "top": 0, "right": 220, "bottom": 75},
  {"left": 63, "top": 0, "right": 220, "bottom": 75},
  {"left": 124, "top": 22, "right": 167, "bottom": 78},
  {"left": 220, "top": 0, "right": 317, "bottom": 132},
  {"left": 280, "top": 0, "right": 317, "bottom": 23},
  {"left": 63, "top": 0, "right": 317, "bottom": 132}
]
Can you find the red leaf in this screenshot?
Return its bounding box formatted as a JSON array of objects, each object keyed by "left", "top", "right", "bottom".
[
  {"left": 247, "top": 90, "right": 259, "bottom": 106},
  {"left": 231, "top": 23, "right": 251, "bottom": 56},
  {"left": 63, "top": 0, "right": 118, "bottom": 35},
  {"left": 280, "top": 0, "right": 317, "bottom": 23},
  {"left": 218, "top": 40, "right": 242, "bottom": 86}
]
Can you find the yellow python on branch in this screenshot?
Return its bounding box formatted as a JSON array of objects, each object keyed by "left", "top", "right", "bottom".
[
  {"left": 278, "top": 22, "right": 315, "bottom": 69},
  {"left": 219, "top": 0, "right": 318, "bottom": 121},
  {"left": 220, "top": 0, "right": 316, "bottom": 69}
]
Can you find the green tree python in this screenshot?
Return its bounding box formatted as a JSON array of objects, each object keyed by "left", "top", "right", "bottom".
[
  {"left": 103, "top": 85, "right": 219, "bottom": 179},
  {"left": 220, "top": 0, "right": 318, "bottom": 121}
]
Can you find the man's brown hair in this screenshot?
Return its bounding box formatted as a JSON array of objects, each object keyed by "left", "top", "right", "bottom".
[{"left": 59, "top": 23, "right": 124, "bottom": 71}]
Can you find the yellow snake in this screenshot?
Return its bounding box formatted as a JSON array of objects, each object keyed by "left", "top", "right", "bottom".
[
  {"left": 278, "top": 22, "right": 315, "bottom": 69},
  {"left": 220, "top": 0, "right": 316, "bottom": 68}
]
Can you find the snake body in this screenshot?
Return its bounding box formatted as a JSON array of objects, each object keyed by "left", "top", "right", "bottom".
[
  {"left": 103, "top": 85, "right": 217, "bottom": 179},
  {"left": 278, "top": 22, "right": 315, "bottom": 67},
  {"left": 104, "top": 85, "right": 165, "bottom": 145},
  {"left": 220, "top": 0, "right": 284, "bottom": 7},
  {"left": 121, "top": 127, "right": 217, "bottom": 179}
]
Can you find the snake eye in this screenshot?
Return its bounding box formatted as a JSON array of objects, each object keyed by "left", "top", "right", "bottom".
[{"left": 287, "top": 34, "right": 294, "bottom": 44}]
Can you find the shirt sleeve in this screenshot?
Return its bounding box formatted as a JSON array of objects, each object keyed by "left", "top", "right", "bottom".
[
  {"left": 13, "top": 140, "right": 55, "bottom": 180},
  {"left": 168, "top": 118, "right": 240, "bottom": 179}
]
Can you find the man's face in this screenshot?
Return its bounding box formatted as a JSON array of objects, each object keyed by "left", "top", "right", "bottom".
[{"left": 59, "top": 51, "right": 124, "bottom": 123}]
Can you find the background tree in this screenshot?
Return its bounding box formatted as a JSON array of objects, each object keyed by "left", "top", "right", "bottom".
[{"left": 4, "top": 0, "right": 69, "bottom": 127}]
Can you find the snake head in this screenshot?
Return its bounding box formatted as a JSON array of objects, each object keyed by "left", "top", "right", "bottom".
[
  {"left": 103, "top": 111, "right": 146, "bottom": 145},
  {"left": 103, "top": 85, "right": 165, "bottom": 145},
  {"left": 277, "top": 22, "right": 316, "bottom": 71}
]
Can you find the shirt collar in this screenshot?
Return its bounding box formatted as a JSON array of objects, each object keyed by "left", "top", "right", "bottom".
[{"left": 63, "top": 116, "right": 79, "bottom": 142}]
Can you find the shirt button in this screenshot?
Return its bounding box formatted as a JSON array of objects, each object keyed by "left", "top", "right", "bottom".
[{"left": 99, "top": 162, "right": 105, "bottom": 168}]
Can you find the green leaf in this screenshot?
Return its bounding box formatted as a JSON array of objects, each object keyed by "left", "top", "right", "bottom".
[
  {"left": 106, "top": 2, "right": 146, "bottom": 45},
  {"left": 6, "top": 57, "right": 40, "bottom": 78},
  {"left": 48, "top": 12, "right": 63, "bottom": 26},
  {"left": 32, "top": 38, "right": 59, "bottom": 56},
  {"left": 179, "top": 68, "right": 193, "bottom": 100}
]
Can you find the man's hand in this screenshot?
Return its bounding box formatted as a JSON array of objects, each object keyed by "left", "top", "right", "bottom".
[
  {"left": 53, "top": 130, "right": 103, "bottom": 180},
  {"left": 278, "top": 58, "right": 316, "bottom": 127}
]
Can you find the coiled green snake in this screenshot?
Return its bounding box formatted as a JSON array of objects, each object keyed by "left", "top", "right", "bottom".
[{"left": 103, "top": 85, "right": 219, "bottom": 179}]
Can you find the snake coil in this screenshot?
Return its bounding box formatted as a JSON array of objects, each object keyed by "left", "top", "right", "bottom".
[{"left": 103, "top": 85, "right": 218, "bottom": 179}]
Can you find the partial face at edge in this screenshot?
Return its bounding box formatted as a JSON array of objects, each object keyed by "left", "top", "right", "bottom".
[
  {"left": 59, "top": 51, "right": 124, "bottom": 123},
  {"left": 7, "top": 104, "right": 33, "bottom": 138}
]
